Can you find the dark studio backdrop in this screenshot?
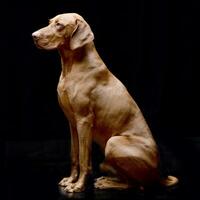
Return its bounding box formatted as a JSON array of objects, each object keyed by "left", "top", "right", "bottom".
[{"left": 2, "top": 0, "right": 197, "bottom": 199}]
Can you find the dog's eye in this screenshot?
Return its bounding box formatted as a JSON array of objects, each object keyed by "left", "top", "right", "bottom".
[{"left": 55, "top": 22, "right": 65, "bottom": 31}]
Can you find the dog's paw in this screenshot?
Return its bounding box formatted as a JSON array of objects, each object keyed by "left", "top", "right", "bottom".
[
  {"left": 64, "top": 182, "right": 85, "bottom": 193},
  {"left": 94, "top": 176, "right": 130, "bottom": 190},
  {"left": 59, "top": 177, "right": 74, "bottom": 186}
]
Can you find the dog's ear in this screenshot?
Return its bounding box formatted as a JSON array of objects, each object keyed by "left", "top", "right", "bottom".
[{"left": 70, "top": 19, "right": 94, "bottom": 50}]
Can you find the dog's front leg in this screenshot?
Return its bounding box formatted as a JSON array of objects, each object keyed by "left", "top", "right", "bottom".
[
  {"left": 59, "top": 123, "right": 79, "bottom": 187},
  {"left": 65, "top": 115, "right": 93, "bottom": 192}
]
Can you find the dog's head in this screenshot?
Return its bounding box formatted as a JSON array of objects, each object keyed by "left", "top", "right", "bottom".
[{"left": 32, "top": 13, "right": 94, "bottom": 50}]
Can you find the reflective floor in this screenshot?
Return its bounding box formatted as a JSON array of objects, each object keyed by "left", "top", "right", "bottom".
[{"left": 4, "top": 157, "right": 197, "bottom": 200}]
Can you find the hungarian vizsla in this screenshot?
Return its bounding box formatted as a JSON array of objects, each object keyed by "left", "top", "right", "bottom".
[{"left": 32, "top": 13, "right": 178, "bottom": 192}]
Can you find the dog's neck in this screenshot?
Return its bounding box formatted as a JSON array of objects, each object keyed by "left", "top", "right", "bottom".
[{"left": 58, "top": 42, "right": 103, "bottom": 77}]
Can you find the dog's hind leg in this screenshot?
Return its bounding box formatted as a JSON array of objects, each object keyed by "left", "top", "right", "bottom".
[
  {"left": 94, "top": 135, "right": 159, "bottom": 190},
  {"left": 94, "top": 176, "right": 131, "bottom": 190},
  {"left": 94, "top": 161, "right": 131, "bottom": 189}
]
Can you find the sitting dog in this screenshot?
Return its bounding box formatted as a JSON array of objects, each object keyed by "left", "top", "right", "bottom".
[{"left": 32, "top": 13, "right": 178, "bottom": 192}]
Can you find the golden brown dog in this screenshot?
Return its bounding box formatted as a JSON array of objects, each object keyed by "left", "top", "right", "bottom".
[{"left": 32, "top": 13, "right": 178, "bottom": 192}]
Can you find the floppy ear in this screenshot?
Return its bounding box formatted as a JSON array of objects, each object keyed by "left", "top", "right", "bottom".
[{"left": 70, "top": 19, "right": 94, "bottom": 50}]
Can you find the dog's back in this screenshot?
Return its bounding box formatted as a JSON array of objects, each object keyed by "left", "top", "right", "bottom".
[{"left": 89, "top": 66, "right": 154, "bottom": 148}]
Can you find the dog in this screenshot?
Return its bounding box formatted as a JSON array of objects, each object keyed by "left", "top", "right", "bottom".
[{"left": 32, "top": 13, "right": 178, "bottom": 193}]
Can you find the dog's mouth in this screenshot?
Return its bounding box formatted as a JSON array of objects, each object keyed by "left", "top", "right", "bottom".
[
  {"left": 33, "top": 37, "right": 61, "bottom": 50},
  {"left": 34, "top": 39, "right": 62, "bottom": 50},
  {"left": 33, "top": 38, "right": 48, "bottom": 48},
  {"left": 34, "top": 40, "right": 57, "bottom": 50}
]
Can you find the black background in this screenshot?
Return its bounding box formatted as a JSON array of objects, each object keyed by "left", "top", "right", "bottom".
[{"left": 1, "top": 0, "right": 198, "bottom": 199}]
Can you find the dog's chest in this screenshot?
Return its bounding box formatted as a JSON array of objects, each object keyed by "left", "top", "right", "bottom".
[
  {"left": 57, "top": 74, "right": 90, "bottom": 116},
  {"left": 57, "top": 76, "right": 74, "bottom": 109}
]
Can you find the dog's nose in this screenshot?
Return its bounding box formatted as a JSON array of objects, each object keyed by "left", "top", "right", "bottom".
[{"left": 32, "top": 31, "right": 40, "bottom": 40}]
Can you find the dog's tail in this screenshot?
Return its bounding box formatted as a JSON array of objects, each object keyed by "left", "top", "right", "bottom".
[{"left": 160, "top": 175, "right": 179, "bottom": 187}]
